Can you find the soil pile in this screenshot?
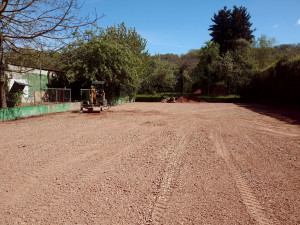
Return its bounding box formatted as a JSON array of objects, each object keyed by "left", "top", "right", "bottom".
[
  {"left": 176, "top": 95, "right": 205, "bottom": 103},
  {"left": 161, "top": 97, "right": 176, "bottom": 103}
]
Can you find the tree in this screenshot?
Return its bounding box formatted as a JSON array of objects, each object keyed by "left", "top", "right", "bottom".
[
  {"left": 252, "top": 35, "right": 277, "bottom": 69},
  {"left": 63, "top": 24, "right": 148, "bottom": 99},
  {"left": 0, "top": 0, "right": 98, "bottom": 108},
  {"left": 140, "top": 55, "right": 177, "bottom": 94},
  {"left": 103, "top": 22, "right": 147, "bottom": 55},
  {"left": 209, "top": 6, "right": 255, "bottom": 54},
  {"left": 213, "top": 39, "right": 254, "bottom": 94},
  {"left": 5, "top": 48, "right": 63, "bottom": 71},
  {"left": 192, "top": 41, "right": 220, "bottom": 95},
  {"left": 64, "top": 39, "right": 141, "bottom": 99}
]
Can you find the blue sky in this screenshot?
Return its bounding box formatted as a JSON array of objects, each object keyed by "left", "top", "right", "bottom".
[{"left": 83, "top": 0, "right": 300, "bottom": 55}]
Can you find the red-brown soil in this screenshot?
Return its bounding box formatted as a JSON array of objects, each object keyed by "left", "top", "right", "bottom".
[
  {"left": 0, "top": 103, "right": 299, "bottom": 224},
  {"left": 176, "top": 95, "right": 205, "bottom": 103},
  {"left": 193, "top": 89, "right": 201, "bottom": 94}
]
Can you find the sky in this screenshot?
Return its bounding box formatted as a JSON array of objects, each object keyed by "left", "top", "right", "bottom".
[{"left": 82, "top": 0, "right": 300, "bottom": 55}]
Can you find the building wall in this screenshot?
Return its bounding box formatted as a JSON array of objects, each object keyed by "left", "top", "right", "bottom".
[
  {"left": 0, "top": 102, "right": 81, "bottom": 122},
  {"left": 6, "top": 65, "right": 53, "bottom": 103}
]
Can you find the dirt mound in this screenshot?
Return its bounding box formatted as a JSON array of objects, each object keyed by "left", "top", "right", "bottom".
[
  {"left": 176, "top": 95, "right": 205, "bottom": 103},
  {"left": 161, "top": 97, "right": 176, "bottom": 103}
]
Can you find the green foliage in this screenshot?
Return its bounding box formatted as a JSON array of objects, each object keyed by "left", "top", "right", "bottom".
[
  {"left": 275, "top": 44, "right": 300, "bottom": 58},
  {"left": 213, "top": 39, "right": 254, "bottom": 95},
  {"left": 158, "top": 51, "right": 201, "bottom": 93},
  {"left": 253, "top": 35, "right": 276, "bottom": 49},
  {"left": 135, "top": 93, "right": 240, "bottom": 103},
  {"left": 65, "top": 39, "right": 141, "bottom": 99},
  {"left": 209, "top": 6, "right": 255, "bottom": 54},
  {"left": 63, "top": 23, "right": 148, "bottom": 99},
  {"left": 252, "top": 35, "right": 278, "bottom": 69},
  {"left": 192, "top": 41, "right": 220, "bottom": 94},
  {"left": 159, "top": 50, "right": 200, "bottom": 75},
  {"left": 5, "top": 48, "right": 64, "bottom": 71},
  {"left": 48, "top": 72, "right": 68, "bottom": 88},
  {"left": 6, "top": 90, "right": 23, "bottom": 108},
  {"left": 140, "top": 55, "right": 177, "bottom": 94},
  {"left": 182, "top": 69, "right": 193, "bottom": 93},
  {"left": 103, "top": 22, "right": 147, "bottom": 55},
  {"left": 4, "top": 76, "right": 23, "bottom": 108},
  {"left": 259, "top": 56, "right": 300, "bottom": 104}
]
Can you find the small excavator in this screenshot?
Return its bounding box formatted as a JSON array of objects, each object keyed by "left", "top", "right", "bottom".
[{"left": 81, "top": 81, "right": 110, "bottom": 113}]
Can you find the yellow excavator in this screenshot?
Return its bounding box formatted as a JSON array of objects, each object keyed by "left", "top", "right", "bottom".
[{"left": 81, "top": 81, "right": 110, "bottom": 113}]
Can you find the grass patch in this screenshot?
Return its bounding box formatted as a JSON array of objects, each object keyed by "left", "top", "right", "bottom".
[
  {"left": 135, "top": 93, "right": 241, "bottom": 103},
  {"left": 137, "top": 92, "right": 182, "bottom": 98},
  {"left": 201, "top": 95, "right": 241, "bottom": 103}
]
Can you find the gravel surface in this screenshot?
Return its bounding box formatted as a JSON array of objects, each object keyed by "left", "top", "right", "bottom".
[{"left": 0, "top": 103, "right": 299, "bottom": 224}]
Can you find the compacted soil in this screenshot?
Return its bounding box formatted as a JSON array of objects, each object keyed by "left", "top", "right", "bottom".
[{"left": 0, "top": 103, "right": 299, "bottom": 224}]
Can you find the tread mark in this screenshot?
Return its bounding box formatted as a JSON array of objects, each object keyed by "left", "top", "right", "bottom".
[
  {"left": 213, "top": 130, "right": 273, "bottom": 225},
  {"left": 150, "top": 122, "right": 196, "bottom": 224}
]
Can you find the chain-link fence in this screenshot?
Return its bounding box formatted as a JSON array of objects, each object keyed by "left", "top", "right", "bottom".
[
  {"left": 7, "top": 71, "right": 73, "bottom": 106},
  {"left": 80, "top": 89, "right": 91, "bottom": 102},
  {"left": 41, "top": 88, "right": 71, "bottom": 104},
  {"left": 18, "top": 87, "right": 71, "bottom": 106},
  {"left": 22, "top": 86, "right": 36, "bottom": 106}
]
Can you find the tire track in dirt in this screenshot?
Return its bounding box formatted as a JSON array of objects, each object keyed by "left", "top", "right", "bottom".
[
  {"left": 1, "top": 108, "right": 172, "bottom": 223},
  {"left": 34, "top": 127, "right": 164, "bottom": 223},
  {"left": 8, "top": 124, "right": 164, "bottom": 223},
  {"left": 7, "top": 143, "right": 103, "bottom": 204},
  {"left": 243, "top": 122, "right": 300, "bottom": 168},
  {"left": 3, "top": 124, "right": 145, "bottom": 206},
  {"left": 257, "top": 127, "right": 300, "bottom": 137},
  {"left": 212, "top": 129, "right": 273, "bottom": 225},
  {"left": 150, "top": 121, "right": 196, "bottom": 224},
  {"left": 0, "top": 114, "right": 137, "bottom": 146},
  {"left": 43, "top": 120, "right": 188, "bottom": 224},
  {"left": 240, "top": 119, "right": 300, "bottom": 138},
  {"left": 3, "top": 103, "right": 298, "bottom": 224}
]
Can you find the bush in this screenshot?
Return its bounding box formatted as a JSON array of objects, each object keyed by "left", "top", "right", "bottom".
[
  {"left": 5, "top": 75, "right": 23, "bottom": 108},
  {"left": 6, "top": 90, "right": 23, "bottom": 108},
  {"left": 259, "top": 56, "right": 300, "bottom": 105}
]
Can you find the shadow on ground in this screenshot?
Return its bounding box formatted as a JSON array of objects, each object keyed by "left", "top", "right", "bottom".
[{"left": 235, "top": 103, "right": 300, "bottom": 125}]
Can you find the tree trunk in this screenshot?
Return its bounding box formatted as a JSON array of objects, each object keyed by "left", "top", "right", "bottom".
[{"left": 0, "top": 36, "right": 7, "bottom": 109}]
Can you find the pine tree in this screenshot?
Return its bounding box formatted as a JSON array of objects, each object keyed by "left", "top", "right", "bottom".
[{"left": 209, "top": 6, "right": 255, "bottom": 55}]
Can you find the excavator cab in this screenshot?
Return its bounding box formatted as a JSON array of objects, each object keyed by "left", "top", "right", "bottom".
[{"left": 81, "top": 81, "right": 109, "bottom": 113}]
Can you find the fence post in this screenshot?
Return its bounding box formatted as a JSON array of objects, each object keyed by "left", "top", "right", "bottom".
[
  {"left": 56, "top": 89, "right": 58, "bottom": 104},
  {"left": 70, "top": 89, "right": 72, "bottom": 102}
]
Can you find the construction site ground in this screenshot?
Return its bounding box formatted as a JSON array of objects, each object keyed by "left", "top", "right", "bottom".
[{"left": 0, "top": 102, "right": 299, "bottom": 224}]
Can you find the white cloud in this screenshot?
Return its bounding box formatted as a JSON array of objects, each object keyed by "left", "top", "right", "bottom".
[
  {"left": 273, "top": 24, "right": 279, "bottom": 28},
  {"left": 297, "top": 19, "right": 300, "bottom": 25}
]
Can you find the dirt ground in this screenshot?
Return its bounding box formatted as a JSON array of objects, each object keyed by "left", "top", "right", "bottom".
[{"left": 0, "top": 103, "right": 299, "bottom": 224}]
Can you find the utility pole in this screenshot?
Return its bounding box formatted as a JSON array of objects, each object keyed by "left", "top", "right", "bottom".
[
  {"left": 0, "top": 35, "right": 7, "bottom": 108},
  {"left": 40, "top": 62, "right": 42, "bottom": 105}
]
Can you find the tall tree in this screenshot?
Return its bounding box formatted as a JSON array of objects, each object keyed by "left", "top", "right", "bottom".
[
  {"left": 103, "top": 22, "right": 147, "bottom": 55},
  {"left": 65, "top": 38, "right": 142, "bottom": 99},
  {"left": 0, "top": 0, "right": 98, "bottom": 108},
  {"left": 252, "top": 34, "right": 277, "bottom": 69},
  {"left": 63, "top": 24, "right": 148, "bottom": 99},
  {"left": 140, "top": 55, "right": 177, "bottom": 94},
  {"left": 192, "top": 41, "right": 220, "bottom": 95},
  {"left": 213, "top": 39, "right": 254, "bottom": 94},
  {"left": 209, "top": 6, "right": 255, "bottom": 54}
]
